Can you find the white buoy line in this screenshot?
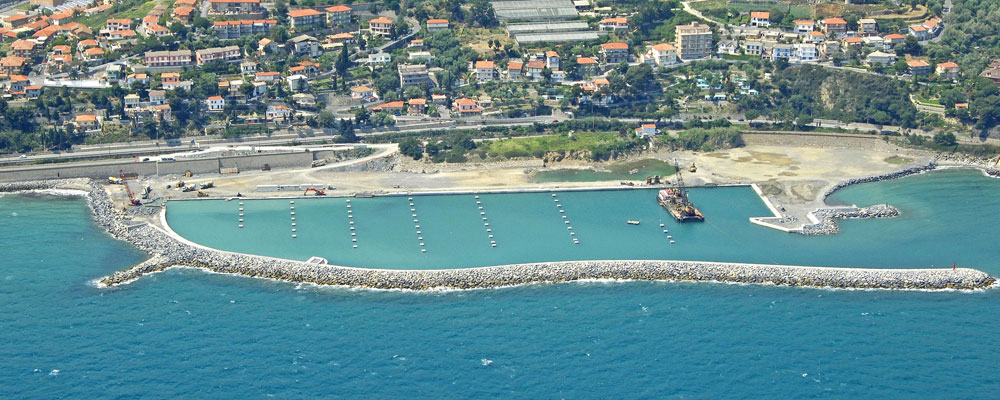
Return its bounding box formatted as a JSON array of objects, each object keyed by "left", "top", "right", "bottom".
[
  {"left": 475, "top": 193, "right": 497, "bottom": 248},
  {"left": 551, "top": 193, "right": 579, "bottom": 245}
]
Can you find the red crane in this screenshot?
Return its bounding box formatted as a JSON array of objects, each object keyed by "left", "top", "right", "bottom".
[{"left": 120, "top": 169, "right": 141, "bottom": 206}]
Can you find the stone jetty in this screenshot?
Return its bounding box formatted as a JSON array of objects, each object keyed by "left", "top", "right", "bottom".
[{"left": 1, "top": 179, "right": 995, "bottom": 291}]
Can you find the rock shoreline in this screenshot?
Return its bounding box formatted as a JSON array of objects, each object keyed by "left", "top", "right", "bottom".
[{"left": 2, "top": 178, "right": 995, "bottom": 291}]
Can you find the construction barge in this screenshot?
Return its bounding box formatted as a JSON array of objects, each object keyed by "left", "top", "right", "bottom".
[{"left": 657, "top": 166, "right": 704, "bottom": 222}]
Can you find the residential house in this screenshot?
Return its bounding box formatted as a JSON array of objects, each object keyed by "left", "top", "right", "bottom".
[
  {"left": 793, "top": 19, "right": 815, "bottom": 33},
  {"left": 749, "top": 11, "right": 769, "bottom": 27},
  {"left": 50, "top": 10, "right": 74, "bottom": 25},
  {"left": 258, "top": 37, "right": 277, "bottom": 55},
  {"left": 373, "top": 100, "right": 404, "bottom": 114},
  {"left": 213, "top": 19, "right": 277, "bottom": 39},
  {"left": 884, "top": 33, "right": 905, "bottom": 49},
  {"left": 24, "top": 85, "right": 42, "bottom": 97},
  {"left": 11, "top": 40, "right": 36, "bottom": 58},
  {"left": 83, "top": 47, "right": 105, "bottom": 63},
  {"left": 143, "top": 23, "right": 170, "bottom": 38},
  {"left": 935, "top": 61, "right": 959, "bottom": 79},
  {"left": 717, "top": 40, "right": 738, "bottom": 55},
  {"left": 507, "top": 61, "right": 523, "bottom": 80},
  {"left": 7, "top": 75, "right": 28, "bottom": 94},
  {"left": 369, "top": 52, "right": 391, "bottom": 64},
  {"left": 74, "top": 114, "right": 100, "bottom": 131},
  {"left": 408, "top": 51, "right": 434, "bottom": 62},
  {"left": 676, "top": 22, "right": 712, "bottom": 60},
  {"left": 908, "top": 24, "right": 930, "bottom": 40},
  {"left": 742, "top": 40, "right": 762, "bottom": 56},
  {"left": 979, "top": 60, "right": 1000, "bottom": 87},
  {"left": 286, "top": 74, "right": 308, "bottom": 91},
  {"left": 858, "top": 18, "right": 877, "bottom": 36},
  {"left": 325, "top": 5, "right": 351, "bottom": 26},
  {"left": 475, "top": 60, "right": 496, "bottom": 82},
  {"left": 599, "top": 17, "right": 628, "bottom": 31},
  {"left": 288, "top": 8, "right": 323, "bottom": 30},
  {"left": 865, "top": 50, "right": 897, "bottom": 65},
  {"left": 292, "top": 93, "right": 315, "bottom": 107},
  {"left": 794, "top": 43, "right": 817, "bottom": 62},
  {"left": 255, "top": 71, "right": 280, "bottom": 82},
  {"left": 525, "top": 60, "right": 546, "bottom": 80},
  {"left": 266, "top": 104, "right": 292, "bottom": 121},
  {"left": 145, "top": 50, "right": 193, "bottom": 67},
  {"left": 350, "top": 85, "right": 376, "bottom": 101},
  {"left": 906, "top": 60, "right": 930, "bottom": 75},
  {"left": 644, "top": 43, "right": 677, "bottom": 66},
  {"left": 149, "top": 89, "right": 166, "bottom": 106},
  {"left": 398, "top": 63, "right": 430, "bottom": 87},
  {"left": 545, "top": 51, "right": 560, "bottom": 70},
  {"left": 2, "top": 15, "right": 29, "bottom": 29},
  {"left": 369, "top": 16, "right": 393, "bottom": 36},
  {"left": 173, "top": 7, "right": 194, "bottom": 23},
  {"left": 208, "top": 0, "right": 263, "bottom": 15},
  {"left": 821, "top": 17, "right": 848, "bottom": 37},
  {"left": 328, "top": 32, "right": 355, "bottom": 44},
  {"left": 407, "top": 98, "right": 427, "bottom": 114},
  {"left": 634, "top": 123, "right": 657, "bottom": 137},
  {"left": 123, "top": 94, "right": 141, "bottom": 111},
  {"left": 195, "top": 45, "right": 241, "bottom": 65},
  {"left": 452, "top": 98, "right": 480, "bottom": 116},
  {"left": 77, "top": 39, "right": 98, "bottom": 53},
  {"left": 575, "top": 57, "right": 598, "bottom": 76},
  {"left": 206, "top": 96, "right": 225, "bottom": 111},
  {"left": 125, "top": 73, "right": 149, "bottom": 88},
  {"left": 105, "top": 18, "right": 130, "bottom": 32},
  {"left": 771, "top": 43, "right": 793, "bottom": 60},
  {"left": 843, "top": 36, "right": 863, "bottom": 50},
  {"left": 288, "top": 34, "right": 321, "bottom": 57},
  {"left": 0, "top": 52, "right": 26, "bottom": 75},
  {"left": 600, "top": 42, "right": 629, "bottom": 64},
  {"left": 922, "top": 17, "right": 941, "bottom": 35},
  {"left": 426, "top": 18, "right": 449, "bottom": 32},
  {"left": 807, "top": 31, "right": 825, "bottom": 43}
]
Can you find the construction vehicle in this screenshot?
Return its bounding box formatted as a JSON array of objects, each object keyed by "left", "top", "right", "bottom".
[
  {"left": 689, "top": 162, "right": 697, "bottom": 173},
  {"left": 656, "top": 162, "right": 703, "bottom": 222},
  {"left": 119, "top": 169, "right": 141, "bottom": 206},
  {"left": 108, "top": 176, "right": 123, "bottom": 185},
  {"left": 199, "top": 181, "right": 214, "bottom": 189},
  {"left": 141, "top": 185, "right": 152, "bottom": 199},
  {"left": 197, "top": 191, "right": 209, "bottom": 197},
  {"left": 311, "top": 159, "right": 327, "bottom": 168},
  {"left": 182, "top": 185, "right": 196, "bottom": 192},
  {"left": 304, "top": 187, "right": 326, "bottom": 196}
]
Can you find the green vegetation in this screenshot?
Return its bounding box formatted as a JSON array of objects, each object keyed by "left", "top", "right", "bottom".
[
  {"left": 658, "top": 126, "right": 744, "bottom": 151},
  {"left": 484, "top": 131, "right": 644, "bottom": 161},
  {"left": 884, "top": 155, "right": 914, "bottom": 165},
  {"left": 742, "top": 65, "right": 918, "bottom": 127}
]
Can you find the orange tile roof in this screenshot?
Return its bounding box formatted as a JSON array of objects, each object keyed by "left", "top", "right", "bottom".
[
  {"left": 207, "top": 95, "right": 223, "bottom": 100},
  {"left": 455, "top": 98, "right": 477, "bottom": 106},
  {"left": 426, "top": 18, "right": 448, "bottom": 24},
  {"left": 823, "top": 17, "right": 847, "bottom": 25},
  {"left": 576, "top": 56, "right": 597, "bottom": 64},
  {"left": 750, "top": 11, "right": 769, "bottom": 19},
  {"left": 76, "top": 114, "right": 97, "bottom": 122},
  {"left": 601, "top": 42, "right": 628, "bottom": 50},
  {"left": 793, "top": 19, "right": 814, "bottom": 25},
  {"left": 84, "top": 48, "right": 104, "bottom": 55},
  {"left": 937, "top": 61, "right": 958, "bottom": 68},
  {"left": 906, "top": 60, "right": 929, "bottom": 67},
  {"left": 475, "top": 60, "right": 494, "bottom": 69},
  {"left": 651, "top": 43, "right": 675, "bottom": 51},
  {"left": 601, "top": 17, "right": 627, "bottom": 24},
  {"left": 370, "top": 16, "right": 393, "bottom": 24},
  {"left": 507, "top": 61, "right": 522, "bottom": 69},
  {"left": 885, "top": 33, "right": 905, "bottom": 39},
  {"left": 408, "top": 98, "right": 426, "bottom": 105},
  {"left": 173, "top": 7, "right": 194, "bottom": 16},
  {"left": 351, "top": 85, "right": 372, "bottom": 92},
  {"left": 325, "top": 5, "right": 351, "bottom": 12},
  {"left": 287, "top": 9, "right": 322, "bottom": 18}
]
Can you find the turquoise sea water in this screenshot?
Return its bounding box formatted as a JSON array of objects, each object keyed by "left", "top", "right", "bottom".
[
  {"left": 168, "top": 168, "right": 1000, "bottom": 273},
  {"left": 1, "top": 169, "right": 999, "bottom": 398}
]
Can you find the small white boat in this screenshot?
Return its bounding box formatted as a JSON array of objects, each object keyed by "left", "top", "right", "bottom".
[{"left": 627, "top": 220, "right": 640, "bottom": 225}]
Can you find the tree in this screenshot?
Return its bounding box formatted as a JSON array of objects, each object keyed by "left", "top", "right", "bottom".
[
  {"left": 335, "top": 44, "right": 351, "bottom": 76},
  {"left": 271, "top": 26, "right": 290, "bottom": 43},
  {"left": 933, "top": 132, "right": 957, "bottom": 146},
  {"left": 318, "top": 111, "right": 336, "bottom": 128},
  {"left": 540, "top": 67, "right": 552, "bottom": 82},
  {"left": 338, "top": 118, "right": 357, "bottom": 142},
  {"left": 399, "top": 137, "right": 423, "bottom": 159},
  {"left": 469, "top": 0, "right": 497, "bottom": 28}
]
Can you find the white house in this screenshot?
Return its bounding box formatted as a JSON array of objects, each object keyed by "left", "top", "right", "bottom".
[
  {"left": 206, "top": 96, "right": 225, "bottom": 112},
  {"left": 634, "top": 123, "right": 657, "bottom": 137}
]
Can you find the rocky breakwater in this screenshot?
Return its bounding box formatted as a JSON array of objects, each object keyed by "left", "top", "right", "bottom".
[
  {"left": 822, "top": 161, "right": 938, "bottom": 199},
  {"left": 0, "top": 180, "right": 60, "bottom": 192},
  {"left": 71, "top": 179, "right": 994, "bottom": 291},
  {"left": 800, "top": 204, "right": 899, "bottom": 235}
]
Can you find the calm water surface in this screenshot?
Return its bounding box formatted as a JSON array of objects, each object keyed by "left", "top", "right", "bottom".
[{"left": 1, "top": 169, "right": 998, "bottom": 398}]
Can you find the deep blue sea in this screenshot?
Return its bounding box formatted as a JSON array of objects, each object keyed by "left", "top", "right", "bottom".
[{"left": 1, "top": 169, "right": 998, "bottom": 398}]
